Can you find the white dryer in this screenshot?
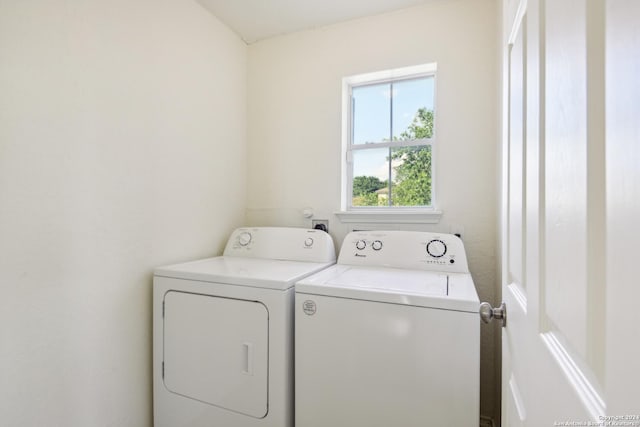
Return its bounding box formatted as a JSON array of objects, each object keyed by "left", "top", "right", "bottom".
[
  {"left": 295, "top": 230, "right": 480, "bottom": 427},
  {"left": 153, "top": 227, "right": 335, "bottom": 427}
]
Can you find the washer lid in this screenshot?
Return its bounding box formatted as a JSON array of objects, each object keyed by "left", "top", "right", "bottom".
[
  {"left": 326, "top": 268, "right": 448, "bottom": 297},
  {"left": 296, "top": 265, "right": 479, "bottom": 313},
  {"left": 155, "top": 256, "right": 335, "bottom": 290}
]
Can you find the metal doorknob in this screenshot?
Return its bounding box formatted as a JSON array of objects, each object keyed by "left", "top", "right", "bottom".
[{"left": 479, "top": 302, "right": 507, "bottom": 327}]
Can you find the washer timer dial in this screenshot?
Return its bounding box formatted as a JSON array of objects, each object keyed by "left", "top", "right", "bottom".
[{"left": 426, "top": 239, "right": 447, "bottom": 258}]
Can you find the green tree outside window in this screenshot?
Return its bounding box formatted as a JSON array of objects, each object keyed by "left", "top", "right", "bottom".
[{"left": 352, "top": 108, "right": 433, "bottom": 207}]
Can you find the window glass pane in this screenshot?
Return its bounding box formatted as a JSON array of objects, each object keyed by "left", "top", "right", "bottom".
[
  {"left": 352, "top": 83, "right": 391, "bottom": 145},
  {"left": 389, "top": 145, "right": 432, "bottom": 207},
  {"left": 352, "top": 148, "right": 390, "bottom": 206},
  {"left": 392, "top": 77, "right": 435, "bottom": 141}
]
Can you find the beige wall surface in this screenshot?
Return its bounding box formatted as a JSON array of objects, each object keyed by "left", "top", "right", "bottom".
[
  {"left": 247, "top": 0, "right": 500, "bottom": 421},
  {"left": 0, "top": 1, "right": 247, "bottom": 425}
]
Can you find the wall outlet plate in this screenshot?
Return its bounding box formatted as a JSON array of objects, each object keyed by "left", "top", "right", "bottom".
[{"left": 312, "top": 219, "right": 329, "bottom": 233}]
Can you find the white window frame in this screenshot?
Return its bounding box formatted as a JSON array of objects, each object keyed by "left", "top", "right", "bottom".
[{"left": 336, "top": 63, "right": 442, "bottom": 224}]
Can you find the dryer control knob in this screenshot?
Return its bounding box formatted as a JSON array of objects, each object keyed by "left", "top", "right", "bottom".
[
  {"left": 304, "top": 237, "right": 314, "bottom": 247},
  {"left": 426, "top": 239, "right": 447, "bottom": 258},
  {"left": 355, "top": 240, "right": 367, "bottom": 250},
  {"left": 371, "top": 240, "right": 383, "bottom": 251},
  {"left": 238, "top": 232, "right": 252, "bottom": 246}
]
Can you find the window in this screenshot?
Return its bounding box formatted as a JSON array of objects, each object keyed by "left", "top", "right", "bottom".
[{"left": 340, "top": 64, "right": 439, "bottom": 220}]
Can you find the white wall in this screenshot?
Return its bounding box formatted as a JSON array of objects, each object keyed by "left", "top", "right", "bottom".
[
  {"left": 0, "top": 1, "right": 247, "bottom": 425},
  {"left": 247, "top": 0, "right": 499, "bottom": 421}
]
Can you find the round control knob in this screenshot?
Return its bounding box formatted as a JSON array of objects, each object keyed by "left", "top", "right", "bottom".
[
  {"left": 238, "top": 232, "right": 252, "bottom": 246},
  {"left": 304, "top": 237, "right": 314, "bottom": 247},
  {"left": 355, "top": 240, "right": 367, "bottom": 250},
  {"left": 426, "top": 239, "right": 447, "bottom": 258},
  {"left": 371, "top": 240, "right": 383, "bottom": 251}
]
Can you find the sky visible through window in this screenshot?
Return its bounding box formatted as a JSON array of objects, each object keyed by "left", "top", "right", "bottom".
[{"left": 352, "top": 77, "right": 434, "bottom": 181}]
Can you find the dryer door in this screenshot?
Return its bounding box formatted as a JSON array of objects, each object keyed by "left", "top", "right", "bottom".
[{"left": 163, "top": 291, "right": 269, "bottom": 418}]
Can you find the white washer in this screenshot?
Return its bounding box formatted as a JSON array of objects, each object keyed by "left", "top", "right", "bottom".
[
  {"left": 295, "top": 230, "right": 480, "bottom": 427},
  {"left": 153, "top": 227, "right": 335, "bottom": 427}
]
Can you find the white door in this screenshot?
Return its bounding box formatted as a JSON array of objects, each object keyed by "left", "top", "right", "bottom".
[
  {"left": 163, "top": 291, "right": 269, "bottom": 418},
  {"left": 500, "top": 0, "right": 640, "bottom": 425}
]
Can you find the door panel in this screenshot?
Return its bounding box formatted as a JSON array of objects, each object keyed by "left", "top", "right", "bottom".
[
  {"left": 508, "top": 17, "right": 526, "bottom": 297},
  {"left": 544, "top": 0, "right": 589, "bottom": 363},
  {"left": 605, "top": 0, "right": 640, "bottom": 415},
  {"left": 163, "top": 291, "right": 269, "bottom": 418},
  {"left": 502, "top": 0, "right": 603, "bottom": 424},
  {"left": 502, "top": 0, "right": 638, "bottom": 424}
]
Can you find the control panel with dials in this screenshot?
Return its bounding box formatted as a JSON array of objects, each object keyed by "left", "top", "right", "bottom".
[
  {"left": 339, "top": 230, "right": 469, "bottom": 274},
  {"left": 222, "top": 227, "right": 336, "bottom": 263}
]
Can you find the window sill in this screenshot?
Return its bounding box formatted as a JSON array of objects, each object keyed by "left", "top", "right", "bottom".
[{"left": 334, "top": 209, "right": 442, "bottom": 224}]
